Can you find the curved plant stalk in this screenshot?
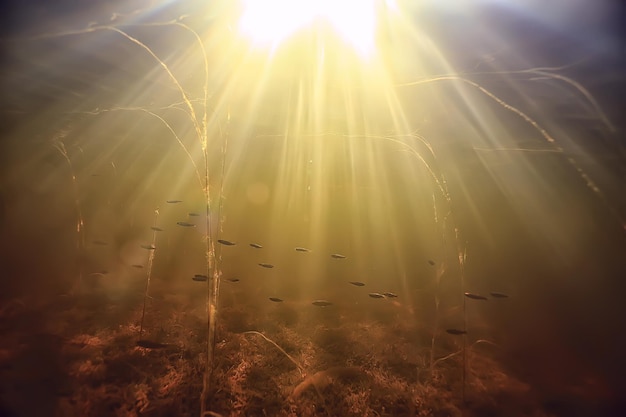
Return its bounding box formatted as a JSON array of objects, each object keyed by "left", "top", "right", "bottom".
[
  {"left": 139, "top": 208, "right": 160, "bottom": 337},
  {"left": 456, "top": 235, "right": 468, "bottom": 402},
  {"left": 53, "top": 137, "right": 85, "bottom": 294},
  {"left": 29, "top": 17, "right": 223, "bottom": 414},
  {"left": 243, "top": 331, "right": 306, "bottom": 378},
  {"left": 200, "top": 113, "right": 229, "bottom": 416},
  {"left": 396, "top": 74, "right": 624, "bottom": 231}
]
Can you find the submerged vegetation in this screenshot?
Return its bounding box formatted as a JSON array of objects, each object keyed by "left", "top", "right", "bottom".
[{"left": 1, "top": 1, "right": 625, "bottom": 417}]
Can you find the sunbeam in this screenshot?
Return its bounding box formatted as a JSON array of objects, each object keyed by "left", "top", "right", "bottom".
[{"left": 1, "top": 0, "right": 625, "bottom": 416}]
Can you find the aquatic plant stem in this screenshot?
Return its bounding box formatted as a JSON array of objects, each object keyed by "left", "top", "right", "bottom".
[
  {"left": 456, "top": 232, "right": 468, "bottom": 403},
  {"left": 200, "top": 110, "right": 228, "bottom": 417},
  {"left": 243, "top": 331, "right": 306, "bottom": 378},
  {"left": 139, "top": 208, "right": 159, "bottom": 337},
  {"left": 53, "top": 138, "right": 85, "bottom": 294}
]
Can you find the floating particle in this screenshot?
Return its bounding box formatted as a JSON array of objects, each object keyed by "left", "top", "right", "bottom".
[
  {"left": 269, "top": 297, "right": 283, "bottom": 303},
  {"left": 225, "top": 278, "right": 240, "bottom": 283},
  {"left": 140, "top": 244, "right": 156, "bottom": 250},
  {"left": 464, "top": 292, "right": 488, "bottom": 301},
  {"left": 428, "top": 260, "right": 436, "bottom": 266},
  {"left": 188, "top": 212, "right": 200, "bottom": 217},
  {"left": 295, "top": 247, "right": 310, "bottom": 252},
  {"left": 368, "top": 293, "right": 385, "bottom": 299},
  {"left": 331, "top": 253, "right": 346, "bottom": 259},
  {"left": 250, "top": 243, "right": 263, "bottom": 249},
  {"left": 446, "top": 329, "right": 467, "bottom": 335},
  {"left": 192, "top": 275, "right": 208, "bottom": 282},
  {"left": 258, "top": 263, "right": 274, "bottom": 269},
  {"left": 312, "top": 300, "right": 332, "bottom": 307},
  {"left": 217, "top": 239, "right": 236, "bottom": 246},
  {"left": 150, "top": 227, "right": 164, "bottom": 232},
  {"left": 136, "top": 340, "right": 168, "bottom": 349},
  {"left": 166, "top": 200, "right": 183, "bottom": 203},
  {"left": 92, "top": 240, "right": 108, "bottom": 246},
  {"left": 349, "top": 281, "right": 365, "bottom": 287},
  {"left": 177, "top": 221, "right": 196, "bottom": 227},
  {"left": 490, "top": 292, "right": 509, "bottom": 298},
  {"left": 131, "top": 264, "right": 143, "bottom": 269},
  {"left": 383, "top": 292, "right": 398, "bottom": 298}
]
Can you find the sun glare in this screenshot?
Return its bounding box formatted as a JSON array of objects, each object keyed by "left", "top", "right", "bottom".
[{"left": 238, "top": 0, "right": 389, "bottom": 57}]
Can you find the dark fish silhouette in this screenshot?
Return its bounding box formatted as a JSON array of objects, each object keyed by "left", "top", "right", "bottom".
[
  {"left": 349, "top": 281, "right": 365, "bottom": 287},
  {"left": 250, "top": 243, "right": 263, "bottom": 249},
  {"left": 193, "top": 274, "right": 208, "bottom": 281},
  {"left": 383, "top": 292, "right": 398, "bottom": 298},
  {"left": 150, "top": 227, "right": 164, "bottom": 232},
  {"left": 312, "top": 300, "right": 332, "bottom": 307},
  {"left": 217, "top": 239, "right": 236, "bottom": 246},
  {"left": 368, "top": 293, "right": 385, "bottom": 299},
  {"left": 258, "top": 263, "right": 274, "bottom": 268},
  {"left": 92, "top": 240, "right": 108, "bottom": 245},
  {"left": 331, "top": 253, "right": 346, "bottom": 259},
  {"left": 177, "top": 221, "right": 196, "bottom": 227},
  {"left": 295, "top": 247, "right": 310, "bottom": 252},
  {"left": 428, "top": 260, "right": 436, "bottom": 266},
  {"left": 490, "top": 292, "right": 509, "bottom": 298},
  {"left": 140, "top": 244, "right": 156, "bottom": 250},
  {"left": 166, "top": 200, "right": 183, "bottom": 203},
  {"left": 131, "top": 264, "right": 143, "bottom": 269},
  {"left": 464, "top": 292, "right": 488, "bottom": 301},
  {"left": 188, "top": 212, "right": 200, "bottom": 217},
  {"left": 225, "top": 278, "right": 240, "bottom": 283},
  {"left": 136, "top": 340, "right": 168, "bottom": 349},
  {"left": 446, "top": 329, "right": 467, "bottom": 335},
  {"left": 269, "top": 297, "right": 283, "bottom": 302}
]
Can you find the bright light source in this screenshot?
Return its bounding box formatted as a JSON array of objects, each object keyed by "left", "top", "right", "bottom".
[{"left": 238, "top": 0, "right": 387, "bottom": 57}]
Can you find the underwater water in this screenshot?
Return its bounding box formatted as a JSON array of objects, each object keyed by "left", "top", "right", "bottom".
[{"left": 1, "top": 1, "right": 625, "bottom": 416}]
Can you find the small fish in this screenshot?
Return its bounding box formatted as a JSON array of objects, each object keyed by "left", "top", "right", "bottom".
[
  {"left": 177, "top": 221, "right": 196, "bottom": 227},
  {"left": 225, "top": 278, "right": 240, "bottom": 283},
  {"left": 490, "top": 292, "right": 509, "bottom": 298},
  {"left": 383, "top": 292, "right": 398, "bottom": 298},
  {"left": 140, "top": 244, "right": 156, "bottom": 250},
  {"left": 368, "top": 293, "right": 385, "bottom": 299},
  {"left": 188, "top": 212, "right": 200, "bottom": 217},
  {"left": 312, "top": 300, "right": 332, "bottom": 307},
  {"left": 217, "top": 239, "right": 236, "bottom": 246},
  {"left": 446, "top": 329, "right": 467, "bottom": 335},
  {"left": 331, "top": 253, "right": 346, "bottom": 259},
  {"left": 89, "top": 270, "right": 109, "bottom": 276},
  {"left": 136, "top": 340, "right": 168, "bottom": 349},
  {"left": 428, "top": 260, "right": 436, "bottom": 266},
  {"left": 269, "top": 297, "right": 283, "bottom": 302},
  {"left": 131, "top": 264, "right": 144, "bottom": 269},
  {"left": 349, "top": 281, "right": 365, "bottom": 287},
  {"left": 192, "top": 275, "right": 208, "bottom": 282},
  {"left": 464, "top": 292, "right": 488, "bottom": 301},
  {"left": 166, "top": 200, "right": 183, "bottom": 203},
  {"left": 92, "top": 240, "right": 108, "bottom": 246},
  {"left": 258, "top": 263, "right": 274, "bottom": 269},
  {"left": 150, "top": 227, "right": 164, "bottom": 232},
  {"left": 295, "top": 247, "right": 310, "bottom": 252},
  {"left": 250, "top": 243, "right": 263, "bottom": 249}
]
